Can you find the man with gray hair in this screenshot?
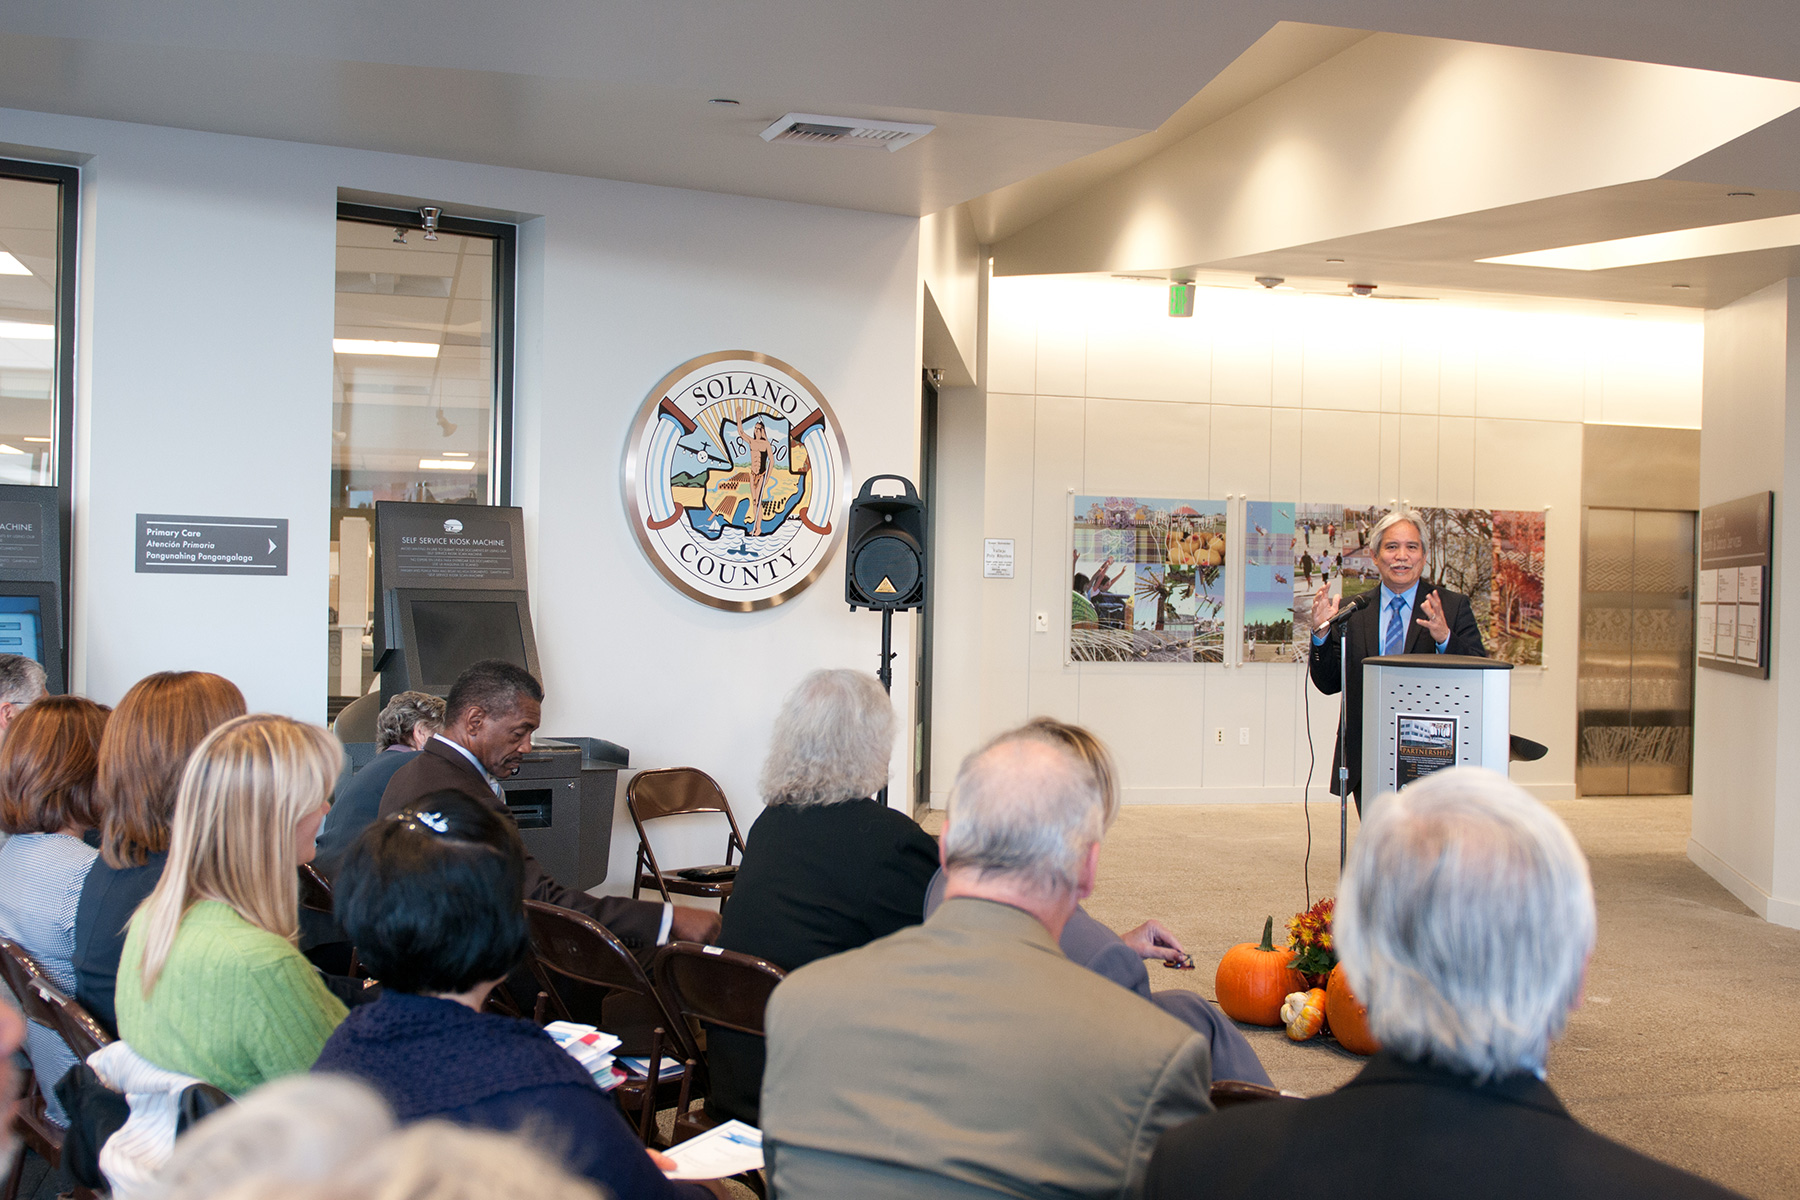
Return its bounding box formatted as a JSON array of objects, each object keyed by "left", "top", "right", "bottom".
[
  {"left": 761, "top": 725, "right": 1213, "bottom": 1200},
  {"left": 1146, "top": 768, "right": 1741, "bottom": 1200},
  {"left": 0, "top": 653, "right": 46, "bottom": 736},
  {"left": 1309, "top": 508, "right": 1484, "bottom": 810}
]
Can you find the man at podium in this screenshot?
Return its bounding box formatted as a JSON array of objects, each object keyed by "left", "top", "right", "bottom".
[{"left": 1309, "top": 509, "right": 1486, "bottom": 810}]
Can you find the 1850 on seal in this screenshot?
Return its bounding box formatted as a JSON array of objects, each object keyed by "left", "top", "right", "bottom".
[{"left": 623, "top": 351, "right": 852, "bottom": 611}]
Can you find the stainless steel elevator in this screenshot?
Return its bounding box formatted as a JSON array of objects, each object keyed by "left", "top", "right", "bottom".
[
  {"left": 1575, "top": 425, "right": 1700, "bottom": 798},
  {"left": 1576, "top": 508, "right": 1696, "bottom": 795}
]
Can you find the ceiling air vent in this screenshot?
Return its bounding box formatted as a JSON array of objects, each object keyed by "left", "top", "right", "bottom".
[{"left": 759, "top": 113, "right": 935, "bottom": 152}]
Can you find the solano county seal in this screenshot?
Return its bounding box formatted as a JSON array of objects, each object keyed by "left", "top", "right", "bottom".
[{"left": 623, "top": 351, "right": 851, "bottom": 611}]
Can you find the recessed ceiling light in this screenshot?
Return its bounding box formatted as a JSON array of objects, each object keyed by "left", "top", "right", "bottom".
[
  {"left": 1672, "top": 283, "right": 1691, "bottom": 289},
  {"left": 1480, "top": 212, "right": 1800, "bottom": 271},
  {"left": 1325, "top": 258, "right": 1345, "bottom": 264},
  {"left": 333, "top": 339, "right": 440, "bottom": 358},
  {"left": 708, "top": 98, "right": 741, "bottom": 106},
  {"left": 418, "top": 458, "right": 475, "bottom": 471},
  {"left": 0, "top": 321, "right": 53, "bottom": 340},
  {"left": 0, "top": 253, "right": 29, "bottom": 276},
  {"left": 442, "top": 451, "right": 470, "bottom": 457},
  {"left": 1729, "top": 191, "right": 1756, "bottom": 197},
  {"left": 20, "top": 437, "right": 48, "bottom": 443}
]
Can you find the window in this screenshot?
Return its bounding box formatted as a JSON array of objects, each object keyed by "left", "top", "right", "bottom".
[
  {"left": 329, "top": 203, "right": 515, "bottom": 710},
  {"left": 0, "top": 160, "right": 78, "bottom": 689}
]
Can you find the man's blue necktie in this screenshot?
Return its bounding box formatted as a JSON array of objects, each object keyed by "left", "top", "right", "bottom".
[{"left": 1384, "top": 595, "right": 1405, "bottom": 656}]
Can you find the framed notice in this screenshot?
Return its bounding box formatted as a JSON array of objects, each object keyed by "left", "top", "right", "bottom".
[
  {"left": 1395, "top": 714, "right": 1458, "bottom": 786},
  {"left": 1698, "top": 491, "right": 1772, "bottom": 679}
]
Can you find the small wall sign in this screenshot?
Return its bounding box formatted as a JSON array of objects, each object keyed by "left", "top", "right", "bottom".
[
  {"left": 136, "top": 514, "right": 288, "bottom": 575},
  {"left": 984, "top": 539, "right": 1015, "bottom": 578}
]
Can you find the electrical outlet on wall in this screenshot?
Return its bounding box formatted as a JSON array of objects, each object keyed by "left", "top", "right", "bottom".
[
  {"left": 1034, "top": 612, "right": 1048, "bottom": 632},
  {"left": 1239, "top": 727, "right": 1250, "bottom": 745}
]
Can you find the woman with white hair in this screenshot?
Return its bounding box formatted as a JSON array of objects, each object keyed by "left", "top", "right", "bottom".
[
  {"left": 710, "top": 668, "right": 939, "bottom": 1125},
  {"left": 1144, "top": 768, "right": 1742, "bottom": 1200}
]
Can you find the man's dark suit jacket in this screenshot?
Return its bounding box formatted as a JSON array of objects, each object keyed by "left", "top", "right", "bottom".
[
  {"left": 1307, "top": 581, "right": 1484, "bottom": 803},
  {"left": 1145, "top": 1052, "right": 1743, "bottom": 1200},
  {"left": 378, "top": 737, "right": 664, "bottom": 950},
  {"left": 314, "top": 748, "right": 419, "bottom": 881}
]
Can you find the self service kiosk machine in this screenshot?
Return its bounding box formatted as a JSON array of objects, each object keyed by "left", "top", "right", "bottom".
[
  {"left": 367, "top": 501, "right": 619, "bottom": 888},
  {"left": 0, "top": 485, "right": 66, "bottom": 695}
]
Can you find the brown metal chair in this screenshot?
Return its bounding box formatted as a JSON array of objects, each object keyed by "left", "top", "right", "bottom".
[
  {"left": 625, "top": 768, "right": 747, "bottom": 905},
  {"left": 297, "top": 862, "right": 335, "bottom": 916},
  {"left": 650, "top": 942, "right": 784, "bottom": 1146},
  {"left": 1208, "top": 1079, "right": 1304, "bottom": 1109},
  {"left": 523, "top": 900, "right": 697, "bottom": 1145},
  {"left": 0, "top": 937, "right": 112, "bottom": 1200}
]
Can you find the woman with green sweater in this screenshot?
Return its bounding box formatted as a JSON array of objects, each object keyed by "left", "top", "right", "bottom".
[{"left": 116, "top": 713, "right": 346, "bottom": 1095}]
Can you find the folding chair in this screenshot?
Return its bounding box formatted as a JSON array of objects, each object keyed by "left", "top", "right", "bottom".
[
  {"left": 650, "top": 942, "right": 784, "bottom": 1148},
  {"left": 524, "top": 901, "right": 697, "bottom": 1146},
  {"left": 625, "top": 768, "right": 747, "bottom": 905},
  {"left": 0, "top": 938, "right": 112, "bottom": 1200}
]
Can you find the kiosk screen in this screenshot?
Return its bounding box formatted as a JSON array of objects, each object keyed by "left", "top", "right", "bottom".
[
  {"left": 411, "top": 599, "right": 529, "bottom": 687},
  {"left": 0, "top": 596, "right": 43, "bottom": 665}
]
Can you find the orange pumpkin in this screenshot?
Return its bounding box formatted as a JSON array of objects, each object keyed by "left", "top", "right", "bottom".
[
  {"left": 1325, "top": 963, "right": 1380, "bottom": 1055},
  {"left": 1215, "top": 917, "right": 1306, "bottom": 1026}
]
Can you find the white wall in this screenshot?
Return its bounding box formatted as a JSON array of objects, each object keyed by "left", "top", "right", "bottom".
[
  {"left": 0, "top": 106, "right": 922, "bottom": 899},
  {"left": 930, "top": 273, "right": 1702, "bottom": 808},
  {"left": 1691, "top": 278, "right": 1800, "bottom": 926}
]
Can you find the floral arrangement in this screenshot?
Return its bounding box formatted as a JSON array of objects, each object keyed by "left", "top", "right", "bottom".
[{"left": 1286, "top": 898, "right": 1336, "bottom": 984}]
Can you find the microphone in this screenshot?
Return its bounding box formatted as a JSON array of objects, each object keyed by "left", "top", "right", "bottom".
[{"left": 1322, "top": 590, "right": 1373, "bottom": 628}]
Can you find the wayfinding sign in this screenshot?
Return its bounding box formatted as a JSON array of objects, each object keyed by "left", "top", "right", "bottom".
[{"left": 136, "top": 513, "right": 289, "bottom": 576}]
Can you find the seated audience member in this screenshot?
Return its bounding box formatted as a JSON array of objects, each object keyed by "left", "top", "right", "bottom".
[
  {"left": 0, "top": 1001, "right": 23, "bottom": 1177},
  {"left": 312, "top": 691, "right": 444, "bottom": 880},
  {"left": 378, "top": 660, "right": 719, "bottom": 951},
  {"left": 152, "top": 1079, "right": 605, "bottom": 1200},
  {"left": 73, "top": 671, "right": 246, "bottom": 1034},
  {"left": 0, "top": 653, "right": 49, "bottom": 854},
  {"left": 314, "top": 792, "right": 724, "bottom": 1200},
  {"left": 116, "top": 714, "right": 347, "bottom": 1095},
  {"left": 761, "top": 725, "right": 1213, "bottom": 1200},
  {"left": 0, "top": 695, "right": 109, "bottom": 1123},
  {"left": 711, "top": 668, "right": 939, "bottom": 1124},
  {"left": 924, "top": 717, "right": 1271, "bottom": 1087},
  {"left": 1146, "top": 767, "right": 1744, "bottom": 1200}
]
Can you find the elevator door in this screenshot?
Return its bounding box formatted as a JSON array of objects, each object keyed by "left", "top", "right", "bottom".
[{"left": 1577, "top": 508, "right": 1695, "bottom": 795}]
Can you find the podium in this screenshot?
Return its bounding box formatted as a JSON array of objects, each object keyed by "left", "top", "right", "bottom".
[{"left": 1361, "top": 654, "right": 1514, "bottom": 806}]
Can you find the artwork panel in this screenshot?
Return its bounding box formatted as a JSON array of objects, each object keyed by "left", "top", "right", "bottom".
[{"left": 1071, "top": 494, "right": 1227, "bottom": 663}]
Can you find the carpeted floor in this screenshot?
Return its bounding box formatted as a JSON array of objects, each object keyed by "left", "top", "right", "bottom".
[{"left": 1072, "top": 794, "right": 1797, "bottom": 1200}]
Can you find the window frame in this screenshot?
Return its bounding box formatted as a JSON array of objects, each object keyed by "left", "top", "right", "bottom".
[
  {"left": 334, "top": 202, "right": 518, "bottom": 505},
  {"left": 0, "top": 157, "right": 79, "bottom": 690}
]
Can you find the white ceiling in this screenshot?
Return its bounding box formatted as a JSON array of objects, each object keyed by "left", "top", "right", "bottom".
[{"left": 7, "top": 3, "right": 1800, "bottom": 304}]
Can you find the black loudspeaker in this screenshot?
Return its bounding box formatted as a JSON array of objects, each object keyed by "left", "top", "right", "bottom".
[{"left": 845, "top": 475, "right": 926, "bottom": 611}]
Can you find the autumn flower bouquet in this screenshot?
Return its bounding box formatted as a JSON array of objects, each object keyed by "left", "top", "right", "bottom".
[{"left": 1286, "top": 898, "right": 1337, "bottom": 987}]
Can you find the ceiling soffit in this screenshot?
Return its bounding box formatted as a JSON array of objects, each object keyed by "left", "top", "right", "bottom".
[{"left": 992, "top": 33, "right": 1800, "bottom": 279}]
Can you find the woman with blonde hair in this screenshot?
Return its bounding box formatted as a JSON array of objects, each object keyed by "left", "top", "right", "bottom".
[
  {"left": 115, "top": 713, "right": 347, "bottom": 1095},
  {"left": 73, "top": 671, "right": 246, "bottom": 1033}
]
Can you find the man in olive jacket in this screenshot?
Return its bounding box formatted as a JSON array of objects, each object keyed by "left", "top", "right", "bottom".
[{"left": 760, "top": 727, "right": 1213, "bottom": 1200}]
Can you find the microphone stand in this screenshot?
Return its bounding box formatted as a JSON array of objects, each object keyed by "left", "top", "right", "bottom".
[{"left": 1338, "top": 613, "right": 1351, "bottom": 873}]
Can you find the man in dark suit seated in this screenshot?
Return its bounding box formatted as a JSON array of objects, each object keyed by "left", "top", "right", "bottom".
[
  {"left": 1308, "top": 507, "right": 1487, "bottom": 812},
  {"left": 314, "top": 690, "right": 445, "bottom": 880},
  {"left": 378, "top": 660, "right": 720, "bottom": 952},
  {"left": 1146, "top": 767, "right": 1744, "bottom": 1200}
]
